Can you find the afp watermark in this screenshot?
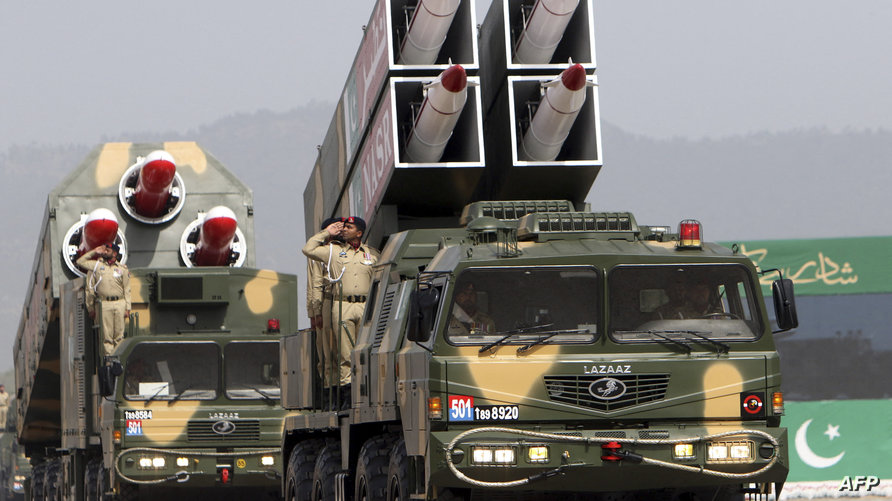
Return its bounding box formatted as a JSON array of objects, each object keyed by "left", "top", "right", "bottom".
[{"left": 839, "top": 475, "right": 880, "bottom": 492}]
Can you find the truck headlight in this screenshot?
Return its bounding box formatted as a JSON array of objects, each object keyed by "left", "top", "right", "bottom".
[
  {"left": 471, "top": 446, "right": 516, "bottom": 465},
  {"left": 527, "top": 446, "right": 549, "bottom": 463},
  {"left": 707, "top": 440, "right": 754, "bottom": 463},
  {"left": 139, "top": 458, "right": 153, "bottom": 468},
  {"left": 152, "top": 457, "right": 166, "bottom": 468},
  {"left": 673, "top": 443, "right": 695, "bottom": 460},
  {"left": 261, "top": 455, "right": 275, "bottom": 466},
  {"left": 176, "top": 457, "right": 190, "bottom": 467}
]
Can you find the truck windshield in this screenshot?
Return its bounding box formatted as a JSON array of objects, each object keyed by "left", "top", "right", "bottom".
[
  {"left": 224, "top": 341, "right": 280, "bottom": 400},
  {"left": 123, "top": 342, "right": 219, "bottom": 400},
  {"left": 608, "top": 264, "right": 762, "bottom": 343},
  {"left": 446, "top": 266, "right": 599, "bottom": 346}
]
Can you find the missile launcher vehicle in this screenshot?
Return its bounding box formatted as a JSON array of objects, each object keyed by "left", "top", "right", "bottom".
[
  {"left": 14, "top": 142, "right": 296, "bottom": 500},
  {"left": 1, "top": 400, "right": 31, "bottom": 501},
  {"left": 284, "top": 0, "right": 796, "bottom": 500}
]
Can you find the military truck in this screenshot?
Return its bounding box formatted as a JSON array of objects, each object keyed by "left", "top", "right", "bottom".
[
  {"left": 14, "top": 142, "right": 296, "bottom": 500},
  {"left": 281, "top": 201, "right": 798, "bottom": 501},
  {"left": 1, "top": 400, "right": 31, "bottom": 501}
]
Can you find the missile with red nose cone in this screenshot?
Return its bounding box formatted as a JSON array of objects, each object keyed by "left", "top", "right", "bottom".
[
  {"left": 79, "top": 208, "right": 119, "bottom": 253},
  {"left": 513, "top": 0, "right": 580, "bottom": 64},
  {"left": 132, "top": 150, "right": 177, "bottom": 218},
  {"left": 521, "top": 63, "right": 588, "bottom": 162},
  {"left": 398, "top": 0, "right": 462, "bottom": 65},
  {"left": 192, "top": 206, "right": 239, "bottom": 266},
  {"left": 405, "top": 64, "right": 468, "bottom": 163}
]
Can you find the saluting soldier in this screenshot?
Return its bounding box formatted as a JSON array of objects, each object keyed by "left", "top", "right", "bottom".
[
  {"left": 0, "top": 384, "right": 9, "bottom": 426},
  {"left": 77, "top": 243, "right": 131, "bottom": 357},
  {"left": 306, "top": 217, "right": 343, "bottom": 388},
  {"left": 302, "top": 216, "right": 378, "bottom": 401}
]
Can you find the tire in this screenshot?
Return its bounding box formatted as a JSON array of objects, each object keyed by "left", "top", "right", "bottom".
[
  {"left": 28, "top": 463, "right": 44, "bottom": 501},
  {"left": 311, "top": 441, "right": 342, "bottom": 501},
  {"left": 354, "top": 435, "right": 393, "bottom": 501},
  {"left": 84, "top": 460, "right": 100, "bottom": 501},
  {"left": 384, "top": 437, "right": 409, "bottom": 501},
  {"left": 285, "top": 438, "right": 324, "bottom": 501},
  {"left": 46, "top": 462, "right": 62, "bottom": 501}
]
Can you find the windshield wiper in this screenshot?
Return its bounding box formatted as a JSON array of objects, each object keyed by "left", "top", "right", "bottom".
[
  {"left": 478, "top": 323, "right": 555, "bottom": 353},
  {"left": 145, "top": 383, "right": 171, "bottom": 404},
  {"left": 616, "top": 330, "right": 692, "bottom": 354},
  {"left": 248, "top": 385, "right": 277, "bottom": 403},
  {"left": 682, "top": 330, "right": 730, "bottom": 354},
  {"left": 516, "top": 328, "right": 592, "bottom": 354},
  {"left": 168, "top": 383, "right": 194, "bottom": 405}
]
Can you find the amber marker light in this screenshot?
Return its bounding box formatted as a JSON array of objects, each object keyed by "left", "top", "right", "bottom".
[
  {"left": 772, "top": 392, "right": 785, "bottom": 415},
  {"left": 113, "top": 430, "right": 121, "bottom": 444},
  {"left": 428, "top": 397, "right": 443, "bottom": 420}
]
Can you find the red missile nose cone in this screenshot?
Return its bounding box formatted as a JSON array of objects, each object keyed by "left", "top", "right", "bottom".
[
  {"left": 140, "top": 158, "right": 176, "bottom": 191},
  {"left": 561, "top": 63, "right": 587, "bottom": 91},
  {"left": 440, "top": 64, "right": 467, "bottom": 93},
  {"left": 83, "top": 209, "right": 119, "bottom": 249},
  {"left": 202, "top": 215, "right": 238, "bottom": 248}
]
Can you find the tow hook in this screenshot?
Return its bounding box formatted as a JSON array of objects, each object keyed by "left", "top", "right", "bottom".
[
  {"left": 175, "top": 471, "right": 190, "bottom": 483},
  {"left": 600, "top": 442, "right": 643, "bottom": 463}
]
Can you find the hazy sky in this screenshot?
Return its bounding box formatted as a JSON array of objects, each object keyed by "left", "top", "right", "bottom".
[
  {"left": 2, "top": 0, "right": 891, "bottom": 152},
  {"left": 1, "top": 1, "right": 890, "bottom": 372}
]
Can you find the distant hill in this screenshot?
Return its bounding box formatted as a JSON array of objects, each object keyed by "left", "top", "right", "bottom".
[{"left": 2, "top": 105, "right": 889, "bottom": 372}]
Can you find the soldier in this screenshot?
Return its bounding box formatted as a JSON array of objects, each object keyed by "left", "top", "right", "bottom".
[
  {"left": 448, "top": 281, "right": 495, "bottom": 336},
  {"left": 77, "top": 243, "right": 131, "bottom": 357},
  {"left": 303, "top": 216, "right": 378, "bottom": 405},
  {"left": 307, "top": 217, "right": 343, "bottom": 388},
  {"left": 0, "top": 385, "right": 8, "bottom": 427}
]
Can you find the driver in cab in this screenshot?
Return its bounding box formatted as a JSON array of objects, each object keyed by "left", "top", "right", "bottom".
[
  {"left": 448, "top": 282, "right": 495, "bottom": 336},
  {"left": 658, "top": 281, "right": 721, "bottom": 319}
]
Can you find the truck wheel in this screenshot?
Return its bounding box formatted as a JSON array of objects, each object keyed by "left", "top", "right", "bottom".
[
  {"left": 354, "top": 435, "right": 393, "bottom": 501},
  {"left": 84, "top": 460, "right": 99, "bottom": 501},
  {"left": 29, "top": 463, "right": 44, "bottom": 501},
  {"left": 285, "top": 438, "right": 324, "bottom": 501},
  {"left": 45, "top": 462, "right": 62, "bottom": 501},
  {"left": 384, "top": 437, "right": 408, "bottom": 501},
  {"left": 311, "top": 441, "right": 342, "bottom": 501}
]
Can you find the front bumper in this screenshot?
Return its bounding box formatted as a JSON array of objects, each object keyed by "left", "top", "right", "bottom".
[
  {"left": 115, "top": 447, "right": 281, "bottom": 487},
  {"left": 431, "top": 424, "right": 788, "bottom": 494}
]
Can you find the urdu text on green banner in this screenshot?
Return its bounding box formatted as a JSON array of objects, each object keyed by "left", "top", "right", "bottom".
[{"left": 721, "top": 236, "right": 892, "bottom": 296}]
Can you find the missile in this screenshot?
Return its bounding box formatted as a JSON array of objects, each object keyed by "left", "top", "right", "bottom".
[
  {"left": 520, "top": 63, "right": 588, "bottom": 162},
  {"left": 405, "top": 64, "right": 468, "bottom": 163},
  {"left": 513, "top": 0, "right": 580, "bottom": 64},
  {"left": 79, "top": 208, "right": 119, "bottom": 253},
  {"left": 132, "top": 150, "right": 177, "bottom": 218},
  {"left": 398, "top": 0, "right": 461, "bottom": 65},
  {"left": 192, "top": 206, "right": 238, "bottom": 266}
]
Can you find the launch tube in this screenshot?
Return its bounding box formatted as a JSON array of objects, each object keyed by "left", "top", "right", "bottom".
[
  {"left": 521, "top": 63, "right": 588, "bottom": 162},
  {"left": 192, "top": 206, "right": 238, "bottom": 266},
  {"left": 405, "top": 64, "right": 468, "bottom": 163},
  {"left": 514, "top": 0, "right": 580, "bottom": 64},
  {"left": 132, "top": 150, "right": 177, "bottom": 218},
  {"left": 398, "top": 0, "right": 462, "bottom": 65}
]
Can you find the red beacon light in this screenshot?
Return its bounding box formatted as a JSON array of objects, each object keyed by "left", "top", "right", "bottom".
[
  {"left": 677, "top": 219, "right": 702, "bottom": 249},
  {"left": 267, "top": 318, "right": 280, "bottom": 333}
]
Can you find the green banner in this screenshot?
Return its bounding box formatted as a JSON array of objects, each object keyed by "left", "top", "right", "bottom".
[
  {"left": 783, "top": 400, "right": 892, "bottom": 482},
  {"left": 722, "top": 236, "right": 892, "bottom": 296}
]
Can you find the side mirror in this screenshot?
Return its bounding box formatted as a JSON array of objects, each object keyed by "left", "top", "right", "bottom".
[
  {"left": 407, "top": 287, "right": 440, "bottom": 343},
  {"left": 772, "top": 278, "right": 798, "bottom": 332},
  {"left": 98, "top": 366, "right": 116, "bottom": 397}
]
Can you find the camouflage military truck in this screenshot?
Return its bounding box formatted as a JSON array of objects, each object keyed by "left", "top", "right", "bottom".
[
  {"left": 1, "top": 400, "right": 31, "bottom": 501},
  {"left": 14, "top": 142, "right": 296, "bottom": 500},
  {"left": 281, "top": 200, "right": 798, "bottom": 500}
]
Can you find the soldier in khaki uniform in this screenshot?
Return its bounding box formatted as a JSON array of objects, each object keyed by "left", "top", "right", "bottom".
[
  {"left": 307, "top": 217, "right": 343, "bottom": 387},
  {"left": 0, "top": 385, "right": 9, "bottom": 427},
  {"left": 77, "top": 244, "right": 131, "bottom": 356},
  {"left": 303, "top": 216, "right": 378, "bottom": 400}
]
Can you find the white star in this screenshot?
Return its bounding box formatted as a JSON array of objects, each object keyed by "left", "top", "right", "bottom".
[{"left": 824, "top": 423, "right": 840, "bottom": 441}]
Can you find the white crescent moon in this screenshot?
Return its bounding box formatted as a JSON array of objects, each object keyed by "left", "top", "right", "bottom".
[{"left": 794, "top": 419, "right": 845, "bottom": 469}]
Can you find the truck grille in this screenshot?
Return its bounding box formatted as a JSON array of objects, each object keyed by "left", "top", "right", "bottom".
[
  {"left": 187, "top": 420, "right": 261, "bottom": 441},
  {"left": 543, "top": 374, "right": 670, "bottom": 411}
]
